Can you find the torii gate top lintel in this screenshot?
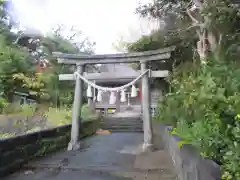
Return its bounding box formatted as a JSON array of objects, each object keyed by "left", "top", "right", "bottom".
[{"left": 52, "top": 46, "right": 176, "bottom": 65}]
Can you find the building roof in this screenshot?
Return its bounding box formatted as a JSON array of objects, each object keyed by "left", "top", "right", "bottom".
[{"left": 93, "top": 64, "right": 138, "bottom": 85}]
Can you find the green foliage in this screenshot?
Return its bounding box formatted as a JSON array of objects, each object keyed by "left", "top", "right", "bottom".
[
  {"left": 19, "top": 104, "right": 37, "bottom": 116},
  {"left": 135, "top": 0, "right": 240, "bottom": 60},
  {"left": 12, "top": 73, "right": 47, "bottom": 101},
  {"left": 127, "top": 30, "right": 196, "bottom": 69},
  {"left": 0, "top": 1, "right": 36, "bottom": 100},
  {"left": 3, "top": 103, "right": 23, "bottom": 114},
  {"left": 45, "top": 105, "right": 98, "bottom": 127},
  {"left": 0, "top": 36, "right": 35, "bottom": 100},
  {"left": 45, "top": 107, "right": 72, "bottom": 127},
  {"left": 0, "top": 2, "right": 97, "bottom": 142},
  {"left": 41, "top": 67, "right": 75, "bottom": 107},
  {"left": 0, "top": 132, "right": 16, "bottom": 139},
  {"left": 81, "top": 104, "right": 98, "bottom": 121},
  {"left": 3, "top": 103, "right": 36, "bottom": 115},
  {"left": 38, "top": 31, "right": 95, "bottom": 106},
  {"left": 156, "top": 58, "right": 240, "bottom": 179},
  {"left": 0, "top": 2, "right": 95, "bottom": 105},
  {"left": 0, "top": 97, "right": 8, "bottom": 113},
  {"left": 130, "top": 2, "right": 240, "bottom": 179}
]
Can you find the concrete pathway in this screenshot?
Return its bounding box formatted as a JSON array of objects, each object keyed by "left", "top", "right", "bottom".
[{"left": 3, "top": 133, "right": 176, "bottom": 180}]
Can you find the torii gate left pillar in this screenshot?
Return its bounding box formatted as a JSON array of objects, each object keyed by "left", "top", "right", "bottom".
[
  {"left": 68, "top": 65, "right": 84, "bottom": 150},
  {"left": 141, "top": 62, "right": 153, "bottom": 151}
]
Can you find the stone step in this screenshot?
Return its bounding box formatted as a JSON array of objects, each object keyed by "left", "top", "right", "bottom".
[
  {"left": 100, "top": 122, "right": 143, "bottom": 126},
  {"left": 106, "top": 130, "right": 143, "bottom": 133},
  {"left": 101, "top": 125, "right": 143, "bottom": 129},
  {"left": 101, "top": 117, "right": 143, "bottom": 132},
  {"left": 103, "top": 118, "right": 142, "bottom": 121},
  {"left": 101, "top": 124, "right": 143, "bottom": 129},
  {"left": 101, "top": 128, "right": 143, "bottom": 133},
  {"left": 101, "top": 120, "right": 143, "bottom": 124},
  {"left": 101, "top": 123, "right": 142, "bottom": 126},
  {"left": 101, "top": 122, "right": 143, "bottom": 126},
  {"left": 100, "top": 125, "right": 143, "bottom": 133},
  {"left": 102, "top": 124, "right": 142, "bottom": 128},
  {"left": 103, "top": 118, "right": 142, "bottom": 122},
  {"left": 100, "top": 126, "right": 143, "bottom": 132},
  {"left": 102, "top": 118, "right": 143, "bottom": 122}
]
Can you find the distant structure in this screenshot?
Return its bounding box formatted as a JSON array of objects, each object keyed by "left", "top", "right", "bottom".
[{"left": 90, "top": 64, "right": 167, "bottom": 116}]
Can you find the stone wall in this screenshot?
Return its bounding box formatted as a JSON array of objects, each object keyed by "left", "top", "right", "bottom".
[
  {"left": 154, "top": 123, "right": 221, "bottom": 180},
  {"left": 0, "top": 119, "right": 99, "bottom": 177}
]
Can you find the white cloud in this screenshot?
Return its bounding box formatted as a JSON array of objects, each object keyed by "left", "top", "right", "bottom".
[{"left": 10, "top": 0, "right": 155, "bottom": 54}]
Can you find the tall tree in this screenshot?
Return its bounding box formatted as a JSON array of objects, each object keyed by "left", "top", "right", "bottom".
[
  {"left": 0, "top": 0, "right": 36, "bottom": 100},
  {"left": 14, "top": 25, "right": 96, "bottom": 106},
  {"left": 0, "top": 0, "right": 96, "bottom": 106},
  {"left": 136, "top": 0, "right": 240, "bottom": 61}
]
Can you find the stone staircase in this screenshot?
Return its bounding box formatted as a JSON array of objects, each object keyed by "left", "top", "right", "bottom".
[{"left": 100, "top": 116, "right": 143, "bottom": 132}]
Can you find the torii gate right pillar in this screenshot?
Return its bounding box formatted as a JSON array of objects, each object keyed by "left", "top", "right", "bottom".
[{"left": 141, "top": 62, "right": 153, "bottom": 151}]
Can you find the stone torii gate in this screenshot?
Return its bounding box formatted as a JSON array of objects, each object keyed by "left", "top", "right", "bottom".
[{"left": 53, "top": 46, "right": 175, "bottom": 151}]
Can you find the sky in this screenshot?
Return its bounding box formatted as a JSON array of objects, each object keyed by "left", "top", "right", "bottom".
[{"left": 9, "top": 0, "right": 159, "bottom": 54}]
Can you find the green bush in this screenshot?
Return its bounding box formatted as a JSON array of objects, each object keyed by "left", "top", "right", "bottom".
[
  {"left": 81, "top": 104, "right": 98, "bottom": 121},
  {"left": 0, "top": 97, "right": 8, "bottom": 113},
  {"left": 157, "top": 58, "right": 240, "bottom": 179},
  {"left": 45, "top": 107, "right": 72, "bottom": 127},
  {"left": 19, "top": 104, "right": 37, "bottom": 116},
  {"left": 45, "top": 104, "right": 98, "bottom": 127},
  {"left": 3, "top": 103, "right": 22, "bottom": 114},
  {"left": 2, "top": 103, "right": 37, "bottom": 116}
]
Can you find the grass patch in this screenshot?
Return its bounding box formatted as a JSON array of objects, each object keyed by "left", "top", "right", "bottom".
[
  {"left": 0, "top": 132, "right": 16, "bottom": 139},
  {"left": 81, "top": 104, "right": 98, "bottom": 121},
  {"left": 0, "top": 103, "right": 100, "bottom": 139},
  {"left": 45, "top": 107, "right": 72, "bottom": 127}
]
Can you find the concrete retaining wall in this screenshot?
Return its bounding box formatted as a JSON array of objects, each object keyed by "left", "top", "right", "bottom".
[
  {"left": 0, "top": 119, "right": 99, "bottom": 177},
  {"left": 155, "top": 123, "right": 221, "bottom": 180}
]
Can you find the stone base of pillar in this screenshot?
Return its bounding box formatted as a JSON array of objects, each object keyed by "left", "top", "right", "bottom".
[
  {"left": 67, "top": 141, "right": 80, "bottom": 151},
  {"left": 141, "top": 143, "right": 153, "bottom": 152}
]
